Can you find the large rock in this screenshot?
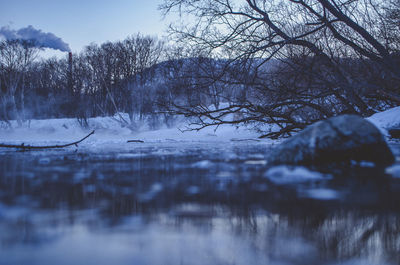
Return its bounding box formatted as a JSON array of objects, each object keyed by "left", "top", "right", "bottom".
[
  {"left": 388, "top": 128, "right": 400, "bottom": 139},
  {"left": 268, "top": 115, "right": 395, "bottom": 167}
]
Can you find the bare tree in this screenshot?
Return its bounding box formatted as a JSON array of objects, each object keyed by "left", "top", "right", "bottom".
[
  {"left": 0, "top": 35, "right": 166, "bottom": 127},
  {"left": 0, "top": 39, "right": 40, "bottom": 125},
  {"left": 70, "top": 35, "right": 164, "bottom": 129},
  {"left": 119, "top": 34, "right": 164, "bottom": 126},
  {"left": 160, "top": 0, "right": 400, "bottom": 138}
]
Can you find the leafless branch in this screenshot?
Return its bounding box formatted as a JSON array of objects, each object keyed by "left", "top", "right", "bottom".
[{"left": 0, "top": 130, "right": 95, "bottom": 150}]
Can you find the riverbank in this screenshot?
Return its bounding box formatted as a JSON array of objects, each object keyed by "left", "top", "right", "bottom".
[{"left": 0, "top": 107, "right": 399, "bottom": 146}]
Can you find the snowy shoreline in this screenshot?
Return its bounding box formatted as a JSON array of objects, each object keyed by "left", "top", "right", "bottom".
[{"left": 0, "top": 107, "right": 399, "bottom": 146}]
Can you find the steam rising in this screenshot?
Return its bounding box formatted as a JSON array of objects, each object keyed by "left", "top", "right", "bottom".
[{"left": 0, "top": 25, "right": 70, "bottom": 52}]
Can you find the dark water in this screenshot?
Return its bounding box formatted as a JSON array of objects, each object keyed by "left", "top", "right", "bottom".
[{"left": 0, "top": 142, "right": 399, "bottom": 265}]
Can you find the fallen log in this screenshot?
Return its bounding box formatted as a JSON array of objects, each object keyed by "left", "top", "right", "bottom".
[{"left": 0, "top": 130, "right": 95, "bottom": 150}]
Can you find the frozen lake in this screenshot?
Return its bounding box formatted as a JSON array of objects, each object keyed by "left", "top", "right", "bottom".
[{"left": 0, "top": 142, "right": 399, "bottom": 265}]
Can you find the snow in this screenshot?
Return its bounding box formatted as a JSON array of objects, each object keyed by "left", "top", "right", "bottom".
[
  {"left": 192, "top": 160, "right": 213, "bottom": 169},
  {"left": 0, "top": 107, "right": 398, "bottom": 186},
  {"left": 299, "top": 188, "right": 341, "bottom": 200},
  {"left": 1, "top": 106, "right": 399, "bottom": 146},
  {"left": 367, "top": 106, "right": 400, "bottom": 136},
  {"left": 385, "top": 165, "right": 400, "bottom": 178},
  {"left": 0, "top": 114, "right": 263, "bottom": 146},
  {"left": 0, "top": 108, "right": 400, "bottom": 265},
  {"left": 264, "top": 165, "right": 329, "bottom": 185}
]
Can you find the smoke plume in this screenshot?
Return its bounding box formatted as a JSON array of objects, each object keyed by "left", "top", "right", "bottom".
[{"left": 0, "top": 25, "right": 70, "bottom": 52}]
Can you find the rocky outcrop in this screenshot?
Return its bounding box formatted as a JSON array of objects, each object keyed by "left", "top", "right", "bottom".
[{"left": 268, "top": 115, "right": 395, "bottom": 167}]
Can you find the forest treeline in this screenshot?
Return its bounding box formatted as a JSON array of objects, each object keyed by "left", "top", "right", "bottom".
[
  {"left": 1, "top": 0, "right": 400, "bottom": 138},
  {"left": 0, "top": 35, "right": 166, "bottom": 129},
  {"left": 0, "top": 34, "right": 251, "bottom": 130}
]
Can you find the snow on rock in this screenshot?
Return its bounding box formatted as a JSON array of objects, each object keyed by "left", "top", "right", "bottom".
[{"left": 367, "top": 106, "right": 400, "bottom": 136}]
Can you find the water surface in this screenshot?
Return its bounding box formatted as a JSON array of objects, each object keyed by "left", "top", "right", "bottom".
[{"left": 0, "top": 142, "right": 399, "bottom": 265}]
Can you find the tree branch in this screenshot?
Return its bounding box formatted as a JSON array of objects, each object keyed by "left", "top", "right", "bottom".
[{"left": 0, "top": 130, "right": 95, "bottom": 150}]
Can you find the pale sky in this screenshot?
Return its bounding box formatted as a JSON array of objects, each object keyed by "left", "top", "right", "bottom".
[{"left": 0, "top": 0, "right": 171, "bottom": 55}]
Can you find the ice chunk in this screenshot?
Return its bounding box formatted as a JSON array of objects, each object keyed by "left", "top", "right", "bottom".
[
  {"left": 300, "top": 188, "right": 341, "bottom": 200},
  {"left": 244, "top": 160, "right": 267, "bottom": 165},
  {"left": 386, "top": 164, "right": 400, "bottom": 178},
  {"left": 192, "top": 160, "right": 213, "bottom": 169},
  {"left": 264, "top": 165, "right": 328, "bottom": 185}
]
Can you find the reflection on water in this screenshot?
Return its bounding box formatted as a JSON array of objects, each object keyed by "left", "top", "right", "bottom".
[{"left": 0, "top": 142, "right": 399, "bottom": 265}]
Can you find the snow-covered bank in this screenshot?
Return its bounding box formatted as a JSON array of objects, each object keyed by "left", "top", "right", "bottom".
[
  {"left": 0, "top": 106, "right": 399, "bottom": 145},
  {"left": 0, "top": 114, "right": 263, "bottom": 145}
]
